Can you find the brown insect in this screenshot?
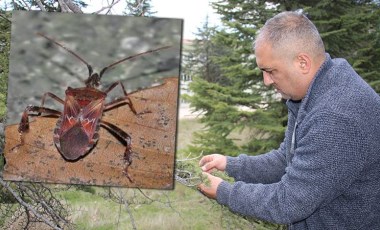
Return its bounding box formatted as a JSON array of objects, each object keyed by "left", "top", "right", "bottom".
[{"left": 17, "top": 33, "right": 170, "bottom": 182}]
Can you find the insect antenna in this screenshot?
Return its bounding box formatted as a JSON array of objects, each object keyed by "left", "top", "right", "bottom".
[
  {"left": 37, "top": 32, "right": 94, "bottom": 77},
  {"left": 98, "top": 45, "right": 172, "bottom": 79}
]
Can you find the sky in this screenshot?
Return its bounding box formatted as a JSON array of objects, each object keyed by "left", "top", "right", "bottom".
[
  {"left": 83, "top": 0, "right": 221, "bottom": 39},
  {"left": 150, "top": 0, "right": 221, "bottom": 39},
  {"left": 0, "top": 0, "right": 222, "bottom": 39}
]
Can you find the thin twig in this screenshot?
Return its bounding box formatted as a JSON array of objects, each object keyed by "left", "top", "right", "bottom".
[
  {"left": 57, "top": 0, "right": 70, "bottom": 12},
  {"left": 20, "top": 183, "right": 65, "bottom": 225},
  {"left": 93, "top": 0, "right": 121, "bottom": 14},
  {"left": 19, "top": 0, "right": 31, "bottom": 10},
  {"left": 176, "top": 151, "right": 204, "bottom": 162},
  {"left": 0, "top": 179, "right": 63, "bottom": 230},
  {"left": 116, "top": 190, "right": 122, "bottom": 230},
  {"left": 105, "top": 0, "right": 115, "bottom": 15},
  {"left": 175, "top": 173, "right": 202, "bottom": 187},
  {"left": 133, "top": 0, "right": 145, "bottom": 16},
  {"left": 118, "top": 188, "right": 137, "bottom": 230},
  {"left": 63, "top": 0, "right": 83, "bottom": 13},
  {"left": 34, "top": 0, "right": 46, "bottom": 11}
]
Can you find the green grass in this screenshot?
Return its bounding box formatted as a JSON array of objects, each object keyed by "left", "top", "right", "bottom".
[
  {"left": 176, "top": 118, "right": 205, "bottom": 152},
  {"left": 58, "top": 183, "right": 258, "bottom": 230}
]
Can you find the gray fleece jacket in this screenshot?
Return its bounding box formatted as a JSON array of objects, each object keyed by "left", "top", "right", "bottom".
[{"left": 217, "top": 54, "right": 380, "bottom": 229}]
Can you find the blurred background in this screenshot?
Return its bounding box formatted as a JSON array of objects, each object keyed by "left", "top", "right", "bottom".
[{"left": 7, "top": 11, "right": 182, "bottom": 124}]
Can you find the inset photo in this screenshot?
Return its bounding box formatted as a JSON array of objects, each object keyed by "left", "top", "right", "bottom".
[{"left": 3, "top": 10, "right": 182, "bottom": 189}]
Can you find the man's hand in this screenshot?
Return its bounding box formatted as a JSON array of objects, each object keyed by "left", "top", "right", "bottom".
[
  {"left": 197, "top": 172, "right": 223, "bottom": 199},
  {"left": 199, "top": 154, "right": 227, "bottom": 173},
  {"left": 197, "top": 154, "right": 227, "bottom": 199}
]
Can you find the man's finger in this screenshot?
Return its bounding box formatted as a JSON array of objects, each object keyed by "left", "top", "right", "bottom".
[
  {"left": 199, "top": 155, "right": 213, "bottom": 167},
  {"left": 199, "top": 156, "right": 216, "bottom": 172},
  {"left": 201, "top": 162, "right": 215, "bottom": 172}
]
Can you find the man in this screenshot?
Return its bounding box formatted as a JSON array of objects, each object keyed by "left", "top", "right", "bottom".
[{"left": 198, "top": 11, "right": 380, "bottom": 229}]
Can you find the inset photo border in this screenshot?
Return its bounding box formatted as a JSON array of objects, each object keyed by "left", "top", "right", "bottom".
[{"left": 3, "top": 10, "right": 183, "bottom": 189}]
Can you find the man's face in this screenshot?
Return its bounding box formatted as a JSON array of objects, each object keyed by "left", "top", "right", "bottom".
[{"left": 255, "top": 42, "right": 304, "bottom": 100}]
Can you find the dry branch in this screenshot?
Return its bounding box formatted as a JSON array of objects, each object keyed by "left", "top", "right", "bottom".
[
  {"left": 93, "top": 0, "right": 122, "bottom": 14},
  {"left": 34, "top": 0, "right": 46, "bottom": 11},
  {"left": 63, "top": 0, "right": 83, "bottom": 13},
  {"left": 0, "top": 178, "right": 68, "bottom": 230}
]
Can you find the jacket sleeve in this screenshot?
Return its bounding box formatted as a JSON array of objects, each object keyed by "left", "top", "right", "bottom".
[
  {"left": 216, "top": 111, "right": 368, "bottom": 224},
  {"left": 225, "top": 121, "right": 292, "bottom": 184},
  {"left": 225, "top": 142, "right": 287, "bottom": 184}
]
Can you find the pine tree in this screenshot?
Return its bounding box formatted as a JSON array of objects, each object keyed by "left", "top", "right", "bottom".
[
  {"left": 184, "top": 0, "right": 380, "bottom": 157},
  {"left": 8, "top": 0, "right": 87, "bottom": 12},
  {"left": 0, "top": 11, "right": 10, "bottom": 183},
  {"left": 310, "top": 0, "right": 380, "bottom": 92},
  {"left": 182, "top": 17, "right": 223, "bottom": 83},
  {"left": 182, "top": 18, "right": 239, "bottom": 155},
  {"left": 274, "top": 0, "right": 380, "bottom": 92},
  {"left": 184, "top": 1, "right": 287, "bottom": 156},
  {"left": 0, "top": 12, "right": 10, "bottom": 119}
]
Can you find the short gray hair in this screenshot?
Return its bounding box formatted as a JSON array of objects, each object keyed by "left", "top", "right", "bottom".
[{"left": 254, "top": 11, "right": 325, "bottom": 58}]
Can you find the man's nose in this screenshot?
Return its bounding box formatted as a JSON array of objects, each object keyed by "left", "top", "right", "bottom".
[{"left": 263, "top": 72, "right": 274, "bottom": 86}]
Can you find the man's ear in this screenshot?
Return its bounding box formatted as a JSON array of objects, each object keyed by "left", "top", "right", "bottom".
[{"left": 295, "top": 53, "right": 311, "bottom": 74}]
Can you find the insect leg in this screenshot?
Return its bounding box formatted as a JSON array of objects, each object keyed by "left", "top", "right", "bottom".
[
  {"left": 40, "top": 92, "right": 65, "bottom": 109},
  {"left": 103, "top": 81, "right": 138, "bottom": 114},
  {"left": 12, "top": 106, "right": 62, "bottom": 149},
  {"left": 103, "top": 96, "right": 137, "bottom": 114},
  {"left": 100, "top": 120, "right": 134, "bottom": 183},
  {"left": 19, "top": 106, "right": 61, "bottom": 133}
]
